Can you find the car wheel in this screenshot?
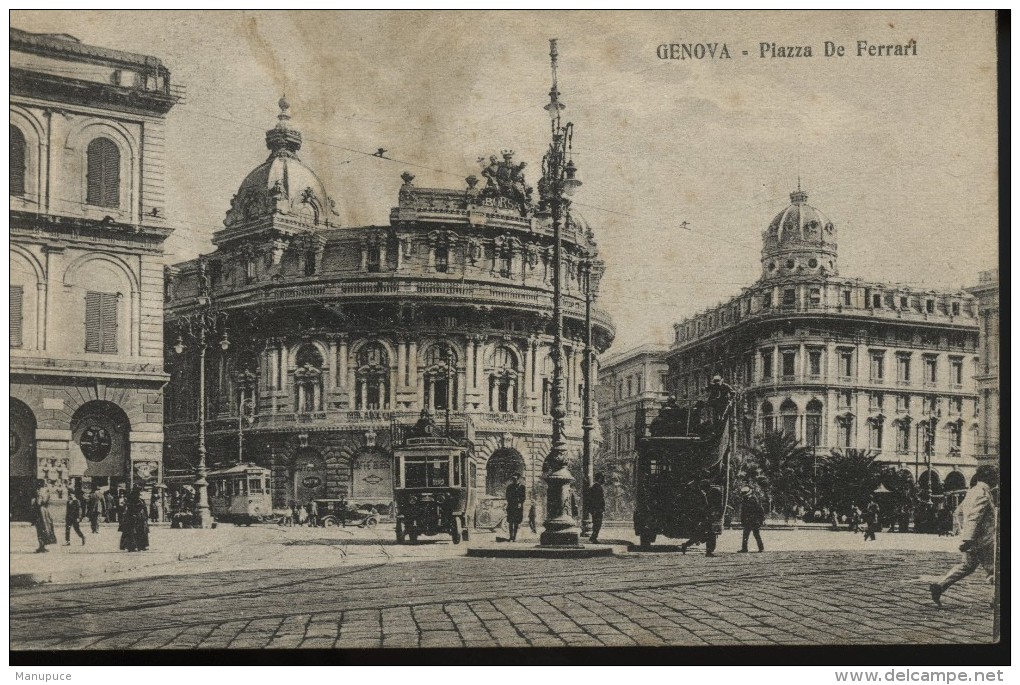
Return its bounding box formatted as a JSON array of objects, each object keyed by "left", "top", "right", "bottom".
[
  {"left": 451, "top": 525, "right": 461, "bottom": 545},
  {"left": 323, "top": 517, "right": 338, "bottom": 527},
  {"left": 365, "top": 517, "right": 378, "bottom": 529}
]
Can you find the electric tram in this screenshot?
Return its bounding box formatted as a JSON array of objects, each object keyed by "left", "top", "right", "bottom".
[
  {"left": 633, "top": 397, "right": 734, "bottom": 547},
  {"left": 207, "top": 463, "right": 275, "bottom": 525}
]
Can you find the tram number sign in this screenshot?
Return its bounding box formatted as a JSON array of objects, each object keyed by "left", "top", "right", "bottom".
[{"left": 301, "top": 476, "right": 322, "bottom": 489}]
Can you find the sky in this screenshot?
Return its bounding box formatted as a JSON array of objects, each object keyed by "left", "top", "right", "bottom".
[{"left": 11, "top": 10, "right": 999, "bottom": 352}]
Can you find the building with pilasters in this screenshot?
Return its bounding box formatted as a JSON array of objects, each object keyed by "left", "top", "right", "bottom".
[
  {"left": 162, "top": 101, "right": 613, "bottom": 511},
  {"left": 966, "top": 269, "right": 999, "bottom": 468},
  {"left": 9, "top": 28, "right": 178, "bottom": 519},
  {"left": 666, "top": 188, "right": 981, "bottom": 491}
]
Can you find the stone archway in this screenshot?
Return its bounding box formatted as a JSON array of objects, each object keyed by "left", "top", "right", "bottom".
[
  {"left": 10, "top": 398, "right": 37, "bottom": 521},
  {"left": 71, "top": 400, "right": 131, "bottom": 493},
  {"left": 485, "top": 448, "right": 525, "bottom": 496},
  {"left": 292, "top": 447, "right": 327, "bottom": 504},
  {"left": 944, "top": 471, "right": 967, "bottom": 492}
]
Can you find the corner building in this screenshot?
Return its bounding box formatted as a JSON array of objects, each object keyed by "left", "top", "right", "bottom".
[
  {"left": 9, "top": 29, "right": 178, "bottom": 518},
  {"left": 163, "top": 102, "right": 614, "bottom": 510},
  {"left": 666, "top": 189, "right": 980, "bottom": 490}
]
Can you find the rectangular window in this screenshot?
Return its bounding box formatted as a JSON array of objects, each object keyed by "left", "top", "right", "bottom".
[
  {"left": 743, "top": 355, "right": 753, "bottom": 383},
  {"left": 626, "top": 378, "right": 632, "bottom": 397},
  {"left": 842, "top": 290, "right": 852, "bottom": 306},
  {"left": 10, "top": 285, "right": 23, "bottom": 348},
  {"left": 949, "top": 397, "right": 962, "bottom": 415},
  {"left": 761, "top": 292, "right": 772, "bottom": 310},
  {"left": 837, "top": 420, "right": 851, "bottom": 448},
  {"left": 870, "top": 353, "right": 884, "bottom": 382},
  {"left": 896, "top": 394, "right": 911, "bottom": 413},
  {"left": 869, "top": 421, "right": 883, "bottom": 450},
  {"left": 808, "top": 349, "right": 822, "bottom": 377},
  {"left": 782, "top": 350, "right": 796, "bottom": 378},
  {"left": 806, "top": 415, "right": 821, "bottom": 447},
  {"left": 783, "top": 288, "right": 796, "bottom": 306},
  {"left": 872, "top": 293, "right": 882, "bottom": 308},
  {"left": 926, "top": 300, "right": 935, "bottom": 314},
  {"left": 897, "top": 355, "right": 911, "bottom": 383},
  {"left": 435, "top": 244, "right": 449, "bottom": 273},
  {"left": 839, "top": 350, "right": 853, "bottom": 378},
  {"left": 900, "top": 296, "right": 908, "bottom": 309},
  {"left": 838, "top": 390, "right": 852, "bottom": 409},
  {"left": 85, "top": 291, "right": 118, "bottom": 354},
  {"left": 499, "top": 253, "right": 512, "bottom": 278},
  {"left": 782, "top": 413, "right": 797, "bottom": 437},
  {"left": 951, "top": 359, "right": 963, "bottom": 386},
  {"left": 884, "top": 293, "right": 895, "bottom": 308},
  {"left": 951, "top": 302, "right": 960, "bottom": 316},
  {"left": 924, "top": 357, "right": 937, "bottom": 384},
  {"left": 869, "top": 392, "right": 883, "bottom": 410},
  {"left": 761, "top": 351, "right": 773, "bottom": 379},
  {"left": 896, "top": 423, "right": 910, "bottom": 452},
  {"left": 809, "top": 289, "right": 821, "bottom": 307},
  {"left": 366, "top": 245, "right": 381, "bottom": 273}
]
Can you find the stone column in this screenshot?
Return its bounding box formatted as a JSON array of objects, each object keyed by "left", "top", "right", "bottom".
[
  {"left": 465, "top": 337, "right": 475, "bottom": 390},
  {"left": 337, "top": 335, "right": 349, "bottom": 391},
  {"left": 408, "top": 340, "right": 418, "bottom": 392},
  {"left": 326, "top": 337, "right": 338, "bottom": 396}
]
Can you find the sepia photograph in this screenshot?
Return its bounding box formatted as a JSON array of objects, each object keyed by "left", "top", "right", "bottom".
[{"left": 8, "top": 10, "right": 1003, "bottom": 667}]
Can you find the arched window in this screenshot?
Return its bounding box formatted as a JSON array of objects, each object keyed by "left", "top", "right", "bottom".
[
  {"left": 487, "top": 346, "right": 520, "bottom": 413},
  {"left": 294, "top": 345, "right": 324, "bottom": 412},
  {"left": 805, "top": 399, "right": 823, "bottom": 447},
  {"left": 356, "top": 342, "right": 390, "bottom": 410},
  {"left": 434, "top": 243, "right": 449, "bottom": 273},
  {"left": 423, "top": 343, "right": 458, "bottom": 411},
  {"left": 761, "top": 401, "right": 775, "bottom": 434},
  {"left": 86, "top": 137, "right": 120, "bottom": 208},
  {"left": 10, "top": 125, "right": 26, "bottom": 197},
  {"left": 780, "top": 399, "right": 798, "bottom": 439}
]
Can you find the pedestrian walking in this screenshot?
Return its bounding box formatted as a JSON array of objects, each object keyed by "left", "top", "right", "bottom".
[
  {"left": 930, "top": 466, "right": 998, "bottom": 607},
  {"left": 863, "top": 497, "right": 880, "bottom": 542},
  {"left": 680, "top": 482, "right": 718, "bottom": 557},
  {"left": 119, "top": 485, "right": 150, "bottom": 552},
  {"left": 587, "top": 473, "right": 607, "bottom": 544},
  {"left": 104, "top": 488, "right": 116, "bottom": 523},
  {"left": 31, "top": 482, "right": 57, "bottom": 553},
  {"left": 528, "top": 498, "right": 537, "bottom": 534},
  {"left": 849, "top": 503, "right": 862, "bottom": 533},
  {"left": 64, "top": 491, "right": 86, "bottom": 546},
  {"left": 86, "top": 488, "right": 105, "bottom": 533},
  {"left": 150, "top": 490, "right": 161, "bottom": 523},
  {"left": 738, "top": 486, "right": 765, "bottom": 553},
  {"left": 116, "top": 490, "right": 127, "bottom": 523},
  {"left": 505, "top": 474, "right": 526, "bottom": 542},
  {"left": 306, "top": 500, "right": 318, "bottom": 527}
]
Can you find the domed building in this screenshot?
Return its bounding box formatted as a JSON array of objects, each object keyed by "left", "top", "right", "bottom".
[
  {"left": 666, "top": 187, "right": 981, "bottom": 496},
  {"left": 163, "top": 101, "right": 614, "bottom": 512}
]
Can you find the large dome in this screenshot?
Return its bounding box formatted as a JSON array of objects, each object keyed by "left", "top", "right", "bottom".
[
  {"left": 760, "top": 188, "right": 838, "bottom": 280},
  {"left": 223, "top": 98, "right": 338, "bottom": 229}
]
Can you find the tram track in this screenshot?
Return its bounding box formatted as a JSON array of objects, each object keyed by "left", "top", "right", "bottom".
[{"left": 11, "top": 553, "right": 913, "bottom": 646}]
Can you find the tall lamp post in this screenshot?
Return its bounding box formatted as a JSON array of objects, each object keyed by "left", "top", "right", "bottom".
[
  {"left": 579, "top": 256, "right": 604, "bottom": 537},
  {"left": 172, "top": 284, "right": 229, "bottom": 529},
  {"left": 538, "top": 38, "right": 583, "bottom": 546}
]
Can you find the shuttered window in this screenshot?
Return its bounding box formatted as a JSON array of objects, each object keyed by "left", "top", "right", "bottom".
[
  {"left": 86, "top": 137, "right": 120, "bottom": 208},
  {"left": 85, "top": 291, "right": 118, "bottom": 354},
  {"left": 10, "top": 285, "right": 23, "bottom": 348},
  {"left": 10, "top": 125, "right": 26, "bottom": 197}
]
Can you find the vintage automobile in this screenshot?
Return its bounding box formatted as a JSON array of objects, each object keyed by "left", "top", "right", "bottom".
[
  {"left": 207, "top": 463, "right": 275, "bottom": 525},
  {"left": 633, "top": 397, "right": 734, "bottom": 547},
  {"left": 473, "top": 495, "right": 509, "bottom": 532},
  {"left": 310, "top": 499, "right": 381, "bottom": 528}
]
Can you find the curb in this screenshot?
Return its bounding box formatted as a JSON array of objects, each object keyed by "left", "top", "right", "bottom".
[{"left": 466, "top": 544, "right": 617, "bottom": 559}]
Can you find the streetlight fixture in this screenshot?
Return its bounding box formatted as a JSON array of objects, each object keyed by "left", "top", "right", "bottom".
[
  {"left": 539, "top": 38, "right": 583, "bottom": 547},
  {"left": 172, "top": 285, "right": 227, "bottom": 529},
  {"left": 579, "top": 256, "right": 604, "bottom": 537}
]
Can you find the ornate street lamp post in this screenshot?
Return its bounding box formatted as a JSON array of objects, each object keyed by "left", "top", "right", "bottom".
[
  {"left": 172, "top": 272, "right": 229, "bottom": 529},
  {"left": 579, "top": 257, "right": 604, "bottom": 537},
  {"left": 539, "top": 38, "right": 583, "bottom": 546}
]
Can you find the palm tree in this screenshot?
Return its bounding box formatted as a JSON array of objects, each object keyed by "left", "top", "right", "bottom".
[
  {"left": 744, "top": 431, "right": 815, "bottom": 514},
  {"left": 816, "top": 448, "right": 889, "bottom": 513}
]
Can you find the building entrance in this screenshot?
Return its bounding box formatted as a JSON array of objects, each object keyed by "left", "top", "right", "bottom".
[{"left": 10, "top": 399, "right": 37, "bottom": 521}]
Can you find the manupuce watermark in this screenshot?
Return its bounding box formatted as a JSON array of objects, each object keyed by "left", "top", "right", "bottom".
[
  {"left": 835, "top": 671, "right": 1004, "bottom": 682},
  {"left": 13, "top": 675, "right": 73, "bottom": 681}
]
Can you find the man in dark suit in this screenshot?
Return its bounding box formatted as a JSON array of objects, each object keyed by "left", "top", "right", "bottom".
[
  {"left": 505, "top": 474, "right": 527, "bottom": 542},
  {"left": 738, "top": 486, "right": 765, "bottom": 552},
  {"left": 588, "top": 473, "right": 607, "bottom": 544}
]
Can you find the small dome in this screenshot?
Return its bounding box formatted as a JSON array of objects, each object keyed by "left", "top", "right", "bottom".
[
  {"left": 761, "top": 188, "right": 838, "bottom": 279},
  {"left": 223, "top": 99, "right": 338, "bottom": 228}
]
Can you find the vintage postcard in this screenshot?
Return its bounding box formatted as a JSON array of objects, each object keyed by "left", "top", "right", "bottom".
[{"left": 9, "top": 10, "right": 1001, "bottom": 665}]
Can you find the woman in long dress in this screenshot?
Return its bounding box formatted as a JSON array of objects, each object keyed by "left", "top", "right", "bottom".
[
  {"left": 119, "top": 486, "right": 150, "bottom": 552},
  {"left": 32, "top": 483, "right": 57, "bottom": 553}
]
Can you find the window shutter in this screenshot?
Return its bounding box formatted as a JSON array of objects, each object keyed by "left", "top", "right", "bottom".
[
  {"left": 10, "top": 285, "right": 23, "bottom": 348},
  {"left": 86, "top": 138, "right": 120, "bottom": 208},
  {"left": 85, "top": 291, "right": 102, "bottom": 352},
  {"left": 10, "top": 125, "right": 26, "bottom": 197},
  {"left": 101, "top": 293, "right": 118, "bottom": 353}
]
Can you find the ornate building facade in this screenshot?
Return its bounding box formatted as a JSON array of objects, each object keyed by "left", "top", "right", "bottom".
[
  {"left": 163, "top": 102, "right": 613, "bottom": 511},
  {"left": 966, "top": 269, "right": 999, "bottom": 468},
  {"left": 666, "top": 189, "right": 981, "bottom": 491},
  {"left": 9, "top": 29, "right": 178, "bottom": 519}
]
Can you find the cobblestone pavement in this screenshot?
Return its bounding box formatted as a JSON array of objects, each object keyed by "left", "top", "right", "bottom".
[{"left": 11, "top": 541, "right": 994, "bottom": 650}]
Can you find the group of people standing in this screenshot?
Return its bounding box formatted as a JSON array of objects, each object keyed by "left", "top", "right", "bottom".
[
  {"left": 30, "top": 483, "right": 151, "bottom": 554},
  {"left": 503, "top": 472, "right": 608, "bottom": 544}
]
